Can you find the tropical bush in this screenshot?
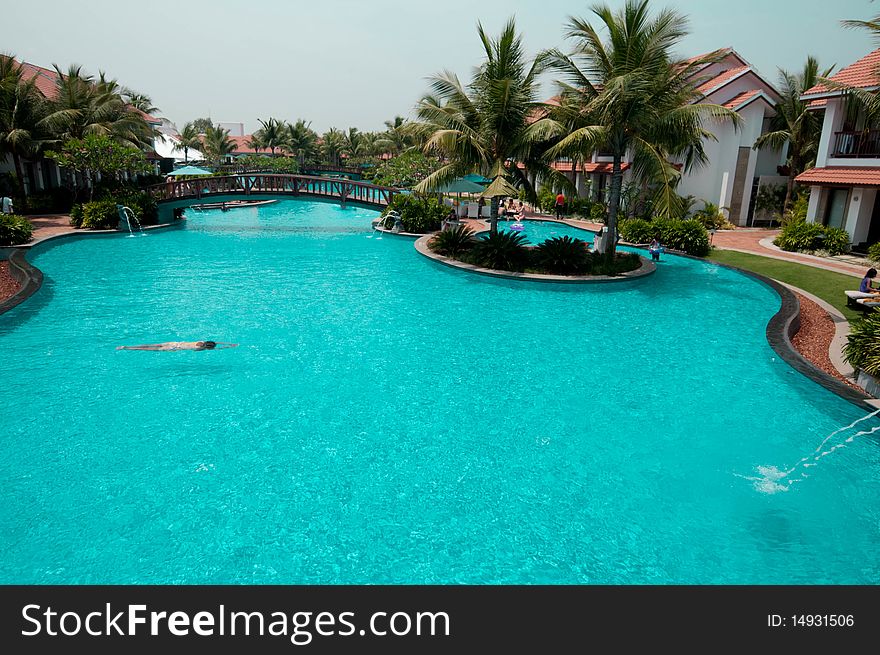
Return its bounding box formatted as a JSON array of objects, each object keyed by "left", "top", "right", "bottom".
[
  {"left": 868, "top": 242, "right": 880, "bottom": 264},
  {"left": 69, "top": 203, "right": 84, "bottom": 227},
  {"left": 469, "top": 231, "right": 530, "bottom": 271},
  {"left": 587, "top": 251, "right": 641, "bottom": 276},
  {"left": 0, "top": 214, "right": 34, "bottom": 246},
  {"left": 537, "top": 186, "right": 558, "bottom": 213},
  {"left": 822, "top": 227, "right": 851, "bottom": 256},
  {"left": 533, "top": 236, "right": 591, "bottom": 274},
  {"left": 619, "top": 218, "right": 655, "bottom": 244},
  {"left": 381, "top": 194, "right": 446, "bottom": 233},
  {"left": 774, "top": 220, "right": 849, "bottom": 254},
  {"left": 233, "top": 155, "right": 299, "bottom": 174},
  {"left": 430, "top": 225, "right": 476, "bottom": 257},
  {"left": 80, "top": 200, "right": 119, "bottom": 229},
  {"left": 780, "top": 194, "right": 809, "bottom": 226},
  {"left": 370, "top": 151, "right": 441, "bottom": 188},
  {"left": 108, "top": 190, "right": 158, "bottom": 225},
  {"left": 566, "top": 196, "right": 593, "bottom": 217},
  {"left": 692, "top": 202, "right": 729, "bottom": 230},
  {"left": 619, "top": 217, "right": 710, "bottom": 256},
  {"left": 590, "top": 203, "right": 607, "bottom": 223},
  {"left": 662, "top": 218, "right": 711, "bottom": 256},
  {"left": 844, "top": 313, "right": 880, "bottom": 377}
]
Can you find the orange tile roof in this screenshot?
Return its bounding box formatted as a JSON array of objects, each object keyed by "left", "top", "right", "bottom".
[
  {"left": 722, "top": 89, "right": 764, "bottom": 110},
  {"left": 696, "top": 65, "right": 750, "bottom": 95},
  {"left": 550, "top": 161, "right": 630, "bottom": 173},
  {"left": 228, "top": 134, "right": 287, "bottom": 155},
  {"left": 807, "top": 98, "right": 828, "bottom": 109},
  {"left": 129, "top": 107, "right": 162, "bottom": 125},
  {"left": 17, "top": 61, "right": 60, "bottom": 99},
  {"left": 803, "top": 49, "right": 880, "bottom": 97},
  {"left": 795, "top": 166, "right": 880, "bottom": 186}
]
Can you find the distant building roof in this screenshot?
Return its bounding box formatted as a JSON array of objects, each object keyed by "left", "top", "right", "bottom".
[
  {"left": 803, "top": 49, "right": 880, "bottom": 98},
  {"left": 229, "top": 134, "right": 287, "bottom": 156},
  {"left": 17, "top": 60, "right": 61, "bottom": 99},
  {"left": 695, "top": 65, "right": 751, "bottom": 96},
  {"left": 795, "top": 166, "right": 880, "bottom": 187}
]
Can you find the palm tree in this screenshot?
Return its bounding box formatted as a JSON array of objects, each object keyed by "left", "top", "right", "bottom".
[
  {"left": 408, "top": 19, "right": 565, "bottom": 234},
  {"left": 285, "top": 119, "right": 318, "bottom": 168},
  {"left": 40, "top": 65, "right": 154, "bottom": 149},
  {"left": 321, "top": 128, "right": 346, "bottom": 167},
  {"left": 0, "top": 55, "right": 49, "bottom": 203},
  {"left": 247, "top": 129, "right": 266, "bottom": 156},
  {"left": 123, "top": 90, "right": 159, "bottom": 115},
  {"left": 540, "top": 0, "right": 741, "bottom": 259},
  {"left": 383, "top": 115, "right": 411, "bottom": 154},
  {"left": 201, "top": 125, "right": 235, "bottom": 166},
  {"left": 753, "top": 57, "right": 832, "bottom": 212},
  {"left": 177, "top": 121, "right": 202, "bottom": 162},
  {"left": 257, "top": 117, "right": 286, "bottom": 157},
  {"left": 341, "top": 127, "right": 363, "bottom": 159}
]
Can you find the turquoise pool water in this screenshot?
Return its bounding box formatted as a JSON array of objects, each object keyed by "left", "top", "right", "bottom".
[
  {"left": 495, "top": 219, "right": 594, "bottom": 244},
  {"left": 2, "top": 199, "right": 879, "bottom": 584}
]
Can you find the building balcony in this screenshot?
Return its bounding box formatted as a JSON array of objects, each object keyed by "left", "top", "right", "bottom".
[{"left": 833, "top": 130, "right": 880, "bottom": 158}]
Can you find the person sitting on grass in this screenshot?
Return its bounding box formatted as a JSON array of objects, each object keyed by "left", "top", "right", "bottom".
[{"left": 117, "top": 341, "right": 238, "bottom": 351}]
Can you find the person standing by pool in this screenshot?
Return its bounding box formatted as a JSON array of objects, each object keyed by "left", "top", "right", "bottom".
[
  {"left": 860, "top": 268, "right": 879, "bottom": 294},
  {"left": 554, "top": 192, "right": 565, "bottom": 218},
  {"left": 117, "top": 341, "right": 238, "bottom": 351}
]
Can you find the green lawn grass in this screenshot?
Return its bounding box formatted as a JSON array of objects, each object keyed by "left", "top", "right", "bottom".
[{"left": 707, "top": 249, "right": 863, "bottom": 321}]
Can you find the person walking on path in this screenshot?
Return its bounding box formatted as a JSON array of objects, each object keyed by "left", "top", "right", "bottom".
[{"left": 554, "top": 192, "right": 565, "bottom": 219}]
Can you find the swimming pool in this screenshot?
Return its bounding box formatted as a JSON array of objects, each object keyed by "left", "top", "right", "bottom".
[
  {"left": 494, "top": 219, "right": 594, "bottom": 244},
  {"left": 2, "top": 199, "right": 879, "bottom": 584}
]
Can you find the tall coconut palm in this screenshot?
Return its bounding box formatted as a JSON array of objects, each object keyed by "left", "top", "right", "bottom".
[
  {"left": 383, "top": 115, "right": 411, "bottom": 154},
  {"left": 341, "top": 127, "right": 363, "bottom": 159},
  {"left": 409, "top": 19, "right": 566, "bottom": 234},
  {"left": 285, "top": 119, "right": 318, "bottom": 168},
  {"left": 0, "top": 55, "right": 49, "bottom": 203},
  {"left": 540, "top": 0, "right": 741, "bottom": 259},
  {"left": 41, "top": 65, "right": 154, "bottom": 149},
  {"left": 753, "top": 57, "right": 833, "bottom": 212},
  {"left": 201, "top": 125, "right": 235, "bottom": 166},
  {"left": 321, "top": 128, "right": 346, "bottom": 167},
  {"left": 247, "top": 129, "right": 266, "bottom": 156},
  {"left": 257, "top": 117, "right": 286, "bottom": 157},
  {"left": 123, "top": 90, "right": 159, "bottom": 115},
  {"left": 177, "top": 121, "right": 202, "bottom": 162}
]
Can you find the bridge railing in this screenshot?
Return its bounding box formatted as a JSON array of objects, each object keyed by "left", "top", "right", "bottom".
[
  {"left": 303, "top": 164, "right": 362, "bottom": 176},
  {"left": 147, "top": 174, "right": 399, "bottom": 208}
]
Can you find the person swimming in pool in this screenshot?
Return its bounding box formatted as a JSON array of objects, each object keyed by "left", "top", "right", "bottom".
[{"left": 116, "top": 341, "right": 238, "bottom": 351}]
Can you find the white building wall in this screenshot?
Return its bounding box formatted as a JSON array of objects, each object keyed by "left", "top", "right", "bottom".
[
  {"left": 677, "top": 121, "right": 737, "bottom": 210},
  {"left": 815, "top": 98, "right": 842, "bottom": 168},
  {"left": 844, "top": 187, "right": 876, "bottom": 243},
  {"left": 806, "top": 185, "right": 822, "bottom": 222}
]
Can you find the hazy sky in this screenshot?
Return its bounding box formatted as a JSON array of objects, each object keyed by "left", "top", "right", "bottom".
[{"left": 5, "top": 0, "right": 878, "bottom": 134}]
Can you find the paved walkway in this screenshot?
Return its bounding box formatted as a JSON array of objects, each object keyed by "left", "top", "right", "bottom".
[
  {"left": 711, "top": 228, "right": 868, "bottom": 278},
  {"left": 27, "top": 214, "right": 74, "bottom": 241}
]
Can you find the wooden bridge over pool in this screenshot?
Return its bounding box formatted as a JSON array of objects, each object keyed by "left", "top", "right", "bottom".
[{"left": 148, "top": 174, "right": 400, "bottom": 217}]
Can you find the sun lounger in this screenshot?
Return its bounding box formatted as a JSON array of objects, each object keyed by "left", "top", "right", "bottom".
[
  {"left": 845, "top": 290, "right": 878, "bottom": 307},
  {"left": 467, "top": 203, "right": 479, "bottom": 219},
  {"left": 846, "top": 290, "right": 880, "bottom": 310}
]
